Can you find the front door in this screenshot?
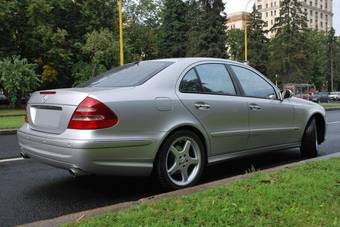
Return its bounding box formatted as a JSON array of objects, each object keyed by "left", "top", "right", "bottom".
[{"left": 229, "top": 65, "right": 295, "bottom": 149}]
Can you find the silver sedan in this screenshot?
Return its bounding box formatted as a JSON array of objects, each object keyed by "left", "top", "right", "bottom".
[{"left": 18, "top": 58, "right": 326, "bottom": 190}]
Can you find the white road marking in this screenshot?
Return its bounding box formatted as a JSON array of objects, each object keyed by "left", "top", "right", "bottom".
[
  {"left": 0, "top": 157, "right": 25, "bottom": 163},
  {"left": 327, "top": 121, "right": 340, "bottom": 125}
]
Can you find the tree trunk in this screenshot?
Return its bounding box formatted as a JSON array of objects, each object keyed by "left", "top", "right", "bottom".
[
  {"left": 91, "top": 63, "right": 97, "bottom": 78},
  {"left": 15, "top": 91, "right": 22, "bottom": 108}
]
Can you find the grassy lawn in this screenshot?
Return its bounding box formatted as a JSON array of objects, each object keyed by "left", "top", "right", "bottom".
[
  {"left": 0, "top": 116, "right": 25, "bottom": 129},
  {"left": 0, "top": 107, "right": 25, "bottom": 116},
  {"left": 320, "top": 102, "right": 340, "bottom": 110},
  {"left": 65, "top": 158, "right": 340, "bottom": 227}
]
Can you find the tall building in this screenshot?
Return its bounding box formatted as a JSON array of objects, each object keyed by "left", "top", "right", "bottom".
[
  {"left": 226, "top": 11, "right": 250, "bottom": 30},
  {"left": 255, "top": 0, "right": 333, "bottom": 37}
]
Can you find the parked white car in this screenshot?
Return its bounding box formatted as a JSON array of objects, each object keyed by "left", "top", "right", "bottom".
[{"left": 329, "top": 92, "right": 340, "bottom": 101}]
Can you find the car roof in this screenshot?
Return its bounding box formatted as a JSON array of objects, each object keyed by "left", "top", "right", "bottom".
[{"left": 147, "top": 57, "right": 245, "bottom": 66}]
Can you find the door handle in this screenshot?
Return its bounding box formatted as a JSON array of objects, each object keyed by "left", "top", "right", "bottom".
[
  {"left": 249, "top": 104, "right": 262, "bottom": 111},
  {"left": 195, "top": 103, "right": 210, "bottom": 110}
]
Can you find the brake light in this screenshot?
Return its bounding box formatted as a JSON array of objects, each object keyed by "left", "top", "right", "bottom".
[{"left": 68, "top": 97, "right": 118, "bottom": 130}]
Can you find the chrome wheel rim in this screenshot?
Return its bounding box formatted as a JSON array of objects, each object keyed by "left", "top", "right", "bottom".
[{"left": 165, "top": 136, "right": 201, "bottom": 186}]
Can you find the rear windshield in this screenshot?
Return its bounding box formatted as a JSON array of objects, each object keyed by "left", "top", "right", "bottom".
[{"left": 79, "top": 61, "right": 173, "bottom": 87}]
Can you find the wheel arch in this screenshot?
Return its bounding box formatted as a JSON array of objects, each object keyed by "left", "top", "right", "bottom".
[
  {"left": 307, "top": 112, "right": 326, "bottom": 144},
  {"left": 153, "top": 124, "right": 210, "bottom": 168}
]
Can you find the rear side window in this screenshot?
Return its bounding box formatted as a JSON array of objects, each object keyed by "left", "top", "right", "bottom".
[
  {"left": 231, "top": 65, "right": 276, "bottom": 99},
  {"left": 79, "top": 61, "right": 173, "bottom": 87},
  {"left": 179, "top": 69, "right": 201, "bottom": 93},
  {"left": 195, "top": 64, "right": 236, "bottom": 95}
]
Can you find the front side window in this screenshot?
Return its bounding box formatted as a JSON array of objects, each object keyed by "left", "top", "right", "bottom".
[
  {"left": 231, "top": 65, "right": 276, "bottom": 99},
  {"left": 195, "top": 64, "right": 236, "bottom": 95}
]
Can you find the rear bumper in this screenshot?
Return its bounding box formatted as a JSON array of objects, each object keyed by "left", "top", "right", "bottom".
[{"left": 17, "top": 127, "right": 162, "bottom": 176}]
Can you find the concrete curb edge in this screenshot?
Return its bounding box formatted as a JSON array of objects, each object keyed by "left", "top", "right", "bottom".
[
  {"left": 0, "top": 129, "right": 17, "bottom": 135},
  {"left": 20, "top": 152, "right": 340, "bottom": 227}
]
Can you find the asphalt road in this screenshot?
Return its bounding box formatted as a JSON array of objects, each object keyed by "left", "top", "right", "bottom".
[{"left": 0, "top": 110, "right": 339, "bottom": 227}]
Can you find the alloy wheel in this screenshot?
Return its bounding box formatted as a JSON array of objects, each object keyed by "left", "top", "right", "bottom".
[{"left": 165, "top": 136, "right": 201, "bottom": 186}]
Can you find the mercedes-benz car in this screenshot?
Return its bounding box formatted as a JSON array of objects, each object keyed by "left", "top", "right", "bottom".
[{"left": 18, "top": 58, "right": 326, "bottom": 190}]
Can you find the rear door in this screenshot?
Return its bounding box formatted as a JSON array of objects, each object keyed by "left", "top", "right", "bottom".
[
  {"left": 229, "top": 64, "right": 295, "bottom": 149},
  {"left": 177, "top": 63, "right": 249, "bottom": 155}
]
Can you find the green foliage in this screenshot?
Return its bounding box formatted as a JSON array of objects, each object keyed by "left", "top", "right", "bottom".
[
  {"left": 268, "top": 0, "right": 308, "bottom": 83},
  {"left": 0, "top": 56, "right": 41, "bottom": 107},
  {"left": 72, "top": 61, "right": 106, "bottom": 86},
  {"left": 248, "top": 6, "right": 269, "bottom": 75},
  {"left": 82, "top": 29, "right": 114, "bottom": 77},
  {"left": 226, "top": 29, "right": 244, "bottom": 61},
  {"left": 159, "top": 0, "right": 188, "bottom": 57},
  {"left": 187, "top": 0, "right": 227, "bottom": 57},
  {"left": 303, "top": 29, "right": 328, "bottom": 89}
]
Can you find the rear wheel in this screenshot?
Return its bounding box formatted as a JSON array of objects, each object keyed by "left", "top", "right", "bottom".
[
  {"left": 155, "top": 130, "right": 206, "bottom": 190},
  {"left": 300, "top": 118, "right": 319, "bottom": 158}
]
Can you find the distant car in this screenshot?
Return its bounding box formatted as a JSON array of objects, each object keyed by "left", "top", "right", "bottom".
[
  {"left": 312, "top": 92, "right": 331, "bottom": 103},
  {"left": 18, "top": 58, "right": 327, "bottom": 190},
  {"left": 295, "top": 93, "right": 312, "bottom": 101},
  {"left": 0, "top": 90, "right": 9, "bottom": 105},
  {"left": 329, "top": 92, "right": 340, "bottom": 101}
]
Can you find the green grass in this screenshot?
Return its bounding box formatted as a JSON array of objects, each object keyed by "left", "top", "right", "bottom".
[
  {"left": 0, "top": 115, "right": 25, "bottom": 129},
  {"left": 0, "top": 107, "right": 25, "bottom": 116},
  {"left": 65, "top": 158, "right": 340, "bottom": 227},
  {"left": 320, "top": 102, "right": 340, "bottom": 110}
]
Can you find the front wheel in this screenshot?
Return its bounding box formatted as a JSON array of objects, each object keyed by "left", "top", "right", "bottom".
[
  {"left": 155, "top": 130, "right": 206, "bottom": 190},
  {"left": 300, "top": 118, "right": 319, "bottom": 158}
]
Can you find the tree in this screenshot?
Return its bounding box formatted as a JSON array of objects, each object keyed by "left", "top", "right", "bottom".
[
  {"left": 326, "top": 28, "right": 336, "bottom": 91},
  {"left": 226, "top": 29, "right": 244, "bottom": 61},
  {"left": 124, "top": 0, "right": 162, "bottom": 61},
  {"left": 0, "top": 56, "right": 41, "bottom": 107},
  {"left": 82, "top": 29, "right": 114, "bottom": 78},
  {"left": 247, "top": 6, "right": 269, "bottom": 75},
  {"left": 159, "top": 0, "right": 188, "bottom": 57},
  {"left": 186, "top": 0, "right": 227, "bottom": 57},
  {"left": 268, "top": 0, "right": 308, "bottom": 83},
  {"left": 303, "top": 29, "right": 328, "bottom": 90}
]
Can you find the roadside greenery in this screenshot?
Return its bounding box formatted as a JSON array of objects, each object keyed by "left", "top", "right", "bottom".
[
  {"left": 0, "top": 108, "right": 25, "bottom": 116},
  {"left": 0, "top": 56, "right": 41, "bottom": 107},
  {"left": 321, "top": 102, "right": 340, "bottom": 110},
  {"left": 65, "top": 158, "right": 340, "bottom": 226},
  {"left": 0, "top": 0, "right": 339, "bottom": 92},
  {"left": 0, "top": 116, "right": 24, "bottom": 129}
]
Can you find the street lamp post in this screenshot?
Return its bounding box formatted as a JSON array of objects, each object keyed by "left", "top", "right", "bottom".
[
  {"left": 118, "top": 0, "right": 124, "bottom": 65},
  {"left": 244, "top": 0, "right": 253, "bottom": 63}
]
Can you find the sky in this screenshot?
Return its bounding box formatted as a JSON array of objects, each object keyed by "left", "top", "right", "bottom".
[{"left": 224, "top": 0, "right": 340, "bottom": 35}]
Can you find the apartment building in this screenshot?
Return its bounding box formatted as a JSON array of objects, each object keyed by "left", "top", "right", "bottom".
[
  {"left": 256, "top": 0, "right": 333, "bottom": 37},
  {"left": 226, "top": 11, "right": 250, "bottom": 30}
]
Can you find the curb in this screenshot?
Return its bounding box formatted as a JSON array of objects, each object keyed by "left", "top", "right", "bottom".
[
  {"left": 0, "top": 129, "right": 17, "bottom": 135},
  {"left": 20, "top": 152, "right": 340, "bottom": 227},
  {"left": 325, "top": 108, "right": 340, "bottom": 111}
]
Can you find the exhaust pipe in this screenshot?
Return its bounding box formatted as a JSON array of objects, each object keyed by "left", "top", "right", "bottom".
[
  {"left": 20, "top": 152, "right": 30, "bottom": 159},
  {"left": 69, "top": 168, "right": 87, "bottom": 177}
]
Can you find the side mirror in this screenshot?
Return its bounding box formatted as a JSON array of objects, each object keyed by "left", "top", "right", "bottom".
[{"left": 281, "top": 89, "right": 294, "bottom": 100}]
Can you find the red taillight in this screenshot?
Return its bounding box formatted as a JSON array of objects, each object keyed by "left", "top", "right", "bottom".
[{"left": 68, "top": 97, "right": 118, "bottom": 130}]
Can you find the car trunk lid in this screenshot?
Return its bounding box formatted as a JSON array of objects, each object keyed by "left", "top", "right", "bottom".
[{"left": 27, "top": 88, "right": 103, "bottom": 134}]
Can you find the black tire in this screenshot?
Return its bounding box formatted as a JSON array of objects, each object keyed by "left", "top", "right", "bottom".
[
  {"left": 300, "top": 118, "right": 319, "bottom": 158},
  {"left": 155, "top": 130, "right": 206, "bottom": 190}
]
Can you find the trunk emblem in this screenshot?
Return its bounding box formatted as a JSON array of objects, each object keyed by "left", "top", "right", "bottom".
[{"left": 42, "top": 95, "right": 49, "bottom": 103}]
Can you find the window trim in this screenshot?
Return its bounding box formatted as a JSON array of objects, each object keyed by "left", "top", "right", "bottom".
[
  {"left": 227, "top": 64, "right": 280, "bottom": 100},
  {"left": 179, "top": 63, "right": 240, "bottom": 97}
]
